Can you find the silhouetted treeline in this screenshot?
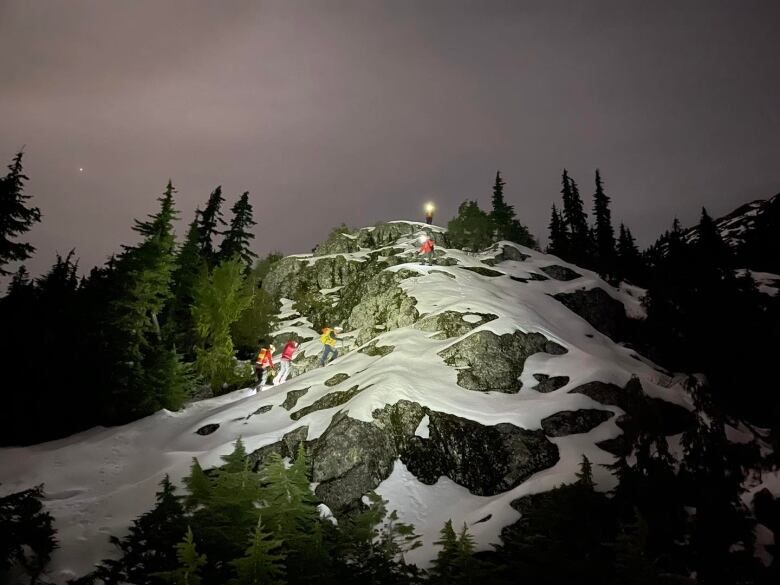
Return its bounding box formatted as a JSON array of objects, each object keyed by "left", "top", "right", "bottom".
[{"left": 0, "top": 153, "right": 277, "bottom": 445}]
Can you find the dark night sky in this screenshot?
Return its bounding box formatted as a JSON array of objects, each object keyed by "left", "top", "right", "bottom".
[{"left": 2, "top": 0, "right": 779, "bottom": 279}]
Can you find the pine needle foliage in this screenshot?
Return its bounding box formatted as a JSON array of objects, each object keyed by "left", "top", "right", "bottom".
[
  {"left": 229, "top": 517, "right": 286, "bottom": 585},
  {"left": 0, "top": 151, "right": 41, "bottom": 275},
  {"left": 192, "top": 257, "right": 255, "bottom": 392}
]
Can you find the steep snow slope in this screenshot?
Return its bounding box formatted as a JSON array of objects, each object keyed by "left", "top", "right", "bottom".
[{"left": 0, "top": 221, "right": 691, "bottom": 583}]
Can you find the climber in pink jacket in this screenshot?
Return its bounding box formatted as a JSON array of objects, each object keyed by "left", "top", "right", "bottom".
[{"left": 273, "top": 340, "right": 299, "bottom": 386}]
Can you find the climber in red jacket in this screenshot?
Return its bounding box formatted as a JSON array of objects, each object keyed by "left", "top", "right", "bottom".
[
  {"left": 419, "top": 234, "right": 435, "bottom": 266},
  {"left": 273, "top": 340, "right": 299, "bottom": 386}
]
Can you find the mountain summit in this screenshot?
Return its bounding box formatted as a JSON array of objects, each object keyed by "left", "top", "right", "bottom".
[{"left": 0, "top": 220, "right": 694, "bottom": 581}]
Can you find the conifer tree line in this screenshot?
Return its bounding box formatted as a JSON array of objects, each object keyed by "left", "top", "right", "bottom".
[
  {"left": 447, "top": 171, "right": 537, "bottom": 251},
  {"left": 0, "top": 152, "right": 278, "bottom": 445},
  {"left": 546, "top": 168, "right": 642, "bottom": 283}
]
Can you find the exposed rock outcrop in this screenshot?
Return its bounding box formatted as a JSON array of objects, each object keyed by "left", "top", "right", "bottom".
[
  {"left": 530, "top": 374, "right": 570, "bottom": 393},
  {"left": 414, "top": 311, "right": 498, "bottom": 340},
  {"left": 540, "top": 265, "right": 581, "bottom": 281},
  {"left": 553, "top": 287, "right": 628, "bottom": 340},
  {"left": 281, "top": 388, "right": 309, "bottom": 411},
  {"left": 290, "top": 384, "right": 368, "bottom": 421},
  {"left": 439, "top": 330, "right": 567, "bottom": 392},
  {"left": 249, "top": 400, "right": 560, "bottom": 514},
  {"left": 541, "top": 409, "right": 614, "bottom": 437}
]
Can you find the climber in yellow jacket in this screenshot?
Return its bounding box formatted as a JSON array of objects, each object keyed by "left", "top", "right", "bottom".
[{"left": 319, "top": 326, "right": 342, "bottom": 367}]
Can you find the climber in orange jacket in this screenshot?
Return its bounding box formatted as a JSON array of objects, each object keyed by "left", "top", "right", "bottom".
[{"left": 254, "top": 344, "right": 275, "bottom": 389}]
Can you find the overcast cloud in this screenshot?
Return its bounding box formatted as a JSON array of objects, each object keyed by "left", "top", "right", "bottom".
[{"left": 1, "top": 0, "right": 779, "bottom": 278}]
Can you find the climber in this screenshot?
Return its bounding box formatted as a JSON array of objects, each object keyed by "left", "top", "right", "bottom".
[
  {"left": 254, "top": 344, "right": 276, "bottom": 389},
  {"left": 424, "top": 202, "right": 435, "bottom": 225},
  {"left": 273, "top": 340, "right": 299, "bottom": 385},
  {"left": 319, "top": 326, "right": 342, "bottom": 366},
  {"left": 419, "top": 233, "right": 435, "bottom": 266}
]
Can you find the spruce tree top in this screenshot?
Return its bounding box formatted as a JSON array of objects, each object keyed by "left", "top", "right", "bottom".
[
  {"left": 0, "top": 151, "right": 42, "bottom": 275},
  {"left": 132, "top": 180, "right": 179, "bottom": 240},
  {"left": 219, "top": 191, "right": 257, "bottom": 265},
  {"left": 198, "top": 186, "right": 226, "bottom": 263}
]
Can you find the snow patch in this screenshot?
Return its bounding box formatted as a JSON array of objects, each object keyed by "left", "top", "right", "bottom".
[{"left": 414, "top": 415, "right": 430, "bottom": 438}]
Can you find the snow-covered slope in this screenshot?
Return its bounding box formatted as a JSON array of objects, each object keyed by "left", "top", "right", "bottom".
[{"left": 0, "top": 221, "right": 692, "bottom": 583}]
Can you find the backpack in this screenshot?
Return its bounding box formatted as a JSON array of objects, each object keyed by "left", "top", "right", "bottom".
[{"left": 320, "top": 329, "right": 332, "bottom": 345}]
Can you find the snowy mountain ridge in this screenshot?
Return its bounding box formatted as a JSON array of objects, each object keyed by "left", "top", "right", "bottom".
[
  {"left": 683, "top": 192, "right": 778, "bottom": 248},
  {"left": 0, "top": 220, "right": 695, "bottom": 583}
]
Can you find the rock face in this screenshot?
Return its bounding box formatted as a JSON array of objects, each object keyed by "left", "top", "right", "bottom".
[
  {"left": 195, "top": 423, "right": 219, "bottom": 436},
  {"left": 530, "top": 374, "right": 570, "bottom": 393},
  {"left": 389, "top": 407, "right": 560, "bottom": 496},
  {"left": 459, "top": 266, "right": 504, "bottom": 277},
  {"left": 249, "top": 400, "right": 560, "bottom": 514},
  {"left": 439, "top": 330, "right": 567, "bottom": 392},
  {"left": 540, "top": 265, "right": 581, "bottom": 281},
  {"left": 290, "top": 384, "right": 368, "bottom": 421},
  {"left": 541, "top": 409, "right": 614, "bottom": 437},
  {"left": 281, "top": 388, "right": 309, "bottom": 411},
  {"left": 358, "top": 341, "right": 395, "bottom": 357},
  {"left": 344, "top": 270, "right": 419, "bottom": 344},
  {"left": 311, "top": 412, "right": 397, "bottom": 511},
  {"left": 554, "top": 287, "right": 627, "bottom": 340},
  {"left": 414, "top": 311, "right": 498, "bottom": 340},
  {"left": 324, "top": 373, "right": 350, "bottom": 387},
  {"left": 249, "top": 426, "right": 309, "bottom": 470}
]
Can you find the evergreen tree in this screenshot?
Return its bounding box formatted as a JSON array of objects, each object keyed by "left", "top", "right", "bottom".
[
  {"left": 94, "top": 475, "right": 187, "bottom": 585},
  {"left": 0, "top": 484, "right": 57, "bottom": 584},
  {"left": 183, "top": 458, "right": 212, "bottom": 510},
  {"left": 592, "top": 169, "right": 616, "bottom": 278},
  {"left": 560, "top": 169, "right": 590, "bottom": 265},
  {"left": 547, "top": 204, "right": 567, "bottom": 257},
  {"left": 168, "top": 209, "right": 206, "bottom": 358},
  {"left": 259, "top": 450, "right": 319, "bottom": 542},
  {"left": 229, "top": 517, "right": 286, "bottom": 585},
  {"left": 488, "top": 171, "right": 536, "bottom": 248},
  {"left": 198, "top": 186, "right": 226, "bottom": 267},
  {"left": 231, "top": 253, "right": 282, "bottom": 358},
  {"left": 7, "top": 264, "right": 31, "bottom": 294},
  {"left": 694, "top": 207, "right": 732, "bottom": 278},
  {"left": 490, "top": 171, "right": 512, "bottom": 236},
  {"left": 679, "top": 380, "right": 758, "bottom": 584},
  {"left": 219, "top": 192, "right": 257, "bottom": 266},
  {"left": 430, "top": 520, "right": 481, "bottom": 584},
  {"left": 430, "top": 520, "right": 458, "bottom": 583},
  {"left": 155, "top": 527, "right": 207, "bottom": 585},
  {"left": 493, "top": 478, "right": 614, "bottom": 584},
  {"left": 221, "top": 436, "right": 249, "bottom": 473},
  {"left": 447, "top": 201, "right": 495, "bottom": 252},
  {"left": 576, "top": 454, "right": 595, "bottom": 487},
  {"left": 612, "top": 511, "right": 659, "bottom": 585},
  {"left": 186, "top": 439, "right": 263, "bottom": 582},
  {"left": 616, "top": 223, "right": 643, "bottom": 283},
  {"left": 108, "top": 181, "right": 187, "bottom": 421},
  {"left": 191, "top": 257, "right": 255, "bottom": 393},
  {"left": 0, "top": 152, "right": 41, "bottom": 275},
  {"left": 336, "top": 491, "right": 420, "bottom": 584}
]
